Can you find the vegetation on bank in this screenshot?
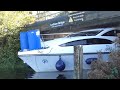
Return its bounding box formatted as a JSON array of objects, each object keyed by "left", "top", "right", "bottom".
[
  {"left": 0, "top": 11, "right": 35, "bottom": 71},
  {"left": 88, "top": 34, "right": 120, "bottom": 79}
]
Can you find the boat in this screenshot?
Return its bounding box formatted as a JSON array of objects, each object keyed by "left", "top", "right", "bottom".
[{"left": 18, "top": 27, "right": 120, "bottom": 72}]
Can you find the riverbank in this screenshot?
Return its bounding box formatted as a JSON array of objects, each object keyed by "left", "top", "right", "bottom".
[{"left": 0, "top": 28, "right": 33, "bottom": 73}]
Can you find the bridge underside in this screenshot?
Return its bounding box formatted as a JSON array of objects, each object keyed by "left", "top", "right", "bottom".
[
  {"left": 25, "top": 11, "right": 120, "bottom": 41},
  {"left": 42, "top": 16, "right": 120, "bottom": 34}
]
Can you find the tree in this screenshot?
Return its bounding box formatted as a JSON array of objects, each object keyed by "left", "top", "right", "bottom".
[
  {"left": 0, "top": 11, "right": 35, "bottom": 36},
  {"left": 0, "top": 11, "right": 35, "bottom": 71}
]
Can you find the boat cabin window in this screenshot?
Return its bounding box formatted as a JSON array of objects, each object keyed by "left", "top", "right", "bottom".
[
  {"left": 102, "top": 29, "right": 120, "bottom": 36},
  {"left": 87, "top": 38, "right": 113, "bottom": 45},
  {"left": 67, "top": 30, "right": 103, "bottom": 37},
  {"left": 59, "top": 38, "right": 113, "bottom": 47},
  {"left": 60, "top": 40, "right": 87, "bottom": 46},
  {"left": 116, "top": 30, "right": 120, "bottom": 33}
]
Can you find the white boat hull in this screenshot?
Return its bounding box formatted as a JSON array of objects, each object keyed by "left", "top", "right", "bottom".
[{"left": 18, "top": 52, "right": 110, "bottom": 72}]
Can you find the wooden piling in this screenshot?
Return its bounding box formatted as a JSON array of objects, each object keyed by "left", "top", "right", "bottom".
[{"left": 74, "top": 45, "right": 83, "bottom": 79}]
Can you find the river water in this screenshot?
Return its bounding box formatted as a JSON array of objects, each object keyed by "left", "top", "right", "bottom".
[
  {"left": 0, "top": 70, "right": 74, "bottom": 79},
  {"left": 0, "top": 69, "right": 90, "bottom": 79},
  {"left": 28, "top": 71, "right": 74, "bottom": 79}
]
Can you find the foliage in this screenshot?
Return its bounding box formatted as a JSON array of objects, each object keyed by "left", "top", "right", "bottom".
[
  {"left": 88, "top": 35, "right": 120, "bottom": 79},
  {"left": 0, "top": 11, "right": 35, "bottom": 36},
  {"left": 0, "top": 11, "right": 35, "bottom": 71}
]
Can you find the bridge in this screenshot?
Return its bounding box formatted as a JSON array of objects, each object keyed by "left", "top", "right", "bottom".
[{"left": 26, "top": 11, "right": 120, "bottom": 40}]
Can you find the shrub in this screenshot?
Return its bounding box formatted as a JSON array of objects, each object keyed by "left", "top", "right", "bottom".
[{"left": 88, "top": 34, "right": 120, "bottom": 79}]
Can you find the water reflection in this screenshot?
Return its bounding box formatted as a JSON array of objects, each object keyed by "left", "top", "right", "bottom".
[
  {"left": 0, "top": 69, "right": 34, "bottom": 79},
  {"left": 28, "top": 71, "right": 73, "bottom": 79},
  {"left": 0, "top": 70, "right": 73, "bottom": 79},
  {"left": 56, "top": 74, "right": 66, "bottom": 79}
]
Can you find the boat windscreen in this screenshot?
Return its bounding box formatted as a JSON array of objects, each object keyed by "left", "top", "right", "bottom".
[{"left": 67, "top": 30, "right": 103, "bottom": 37}]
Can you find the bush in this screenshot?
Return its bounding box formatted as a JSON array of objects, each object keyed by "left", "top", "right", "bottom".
[
  {"left": 88, "top": 34, "right": 120, "bottom": 79},
  {"left": 0, "top": 11, "right": 35, "bottom": 72},
  {"left": 0, "top": 29, "right": 33, "bottom": 72}
]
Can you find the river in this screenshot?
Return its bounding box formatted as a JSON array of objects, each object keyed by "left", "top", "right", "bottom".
[
  {"left": 0, "top": 70, "right": 74, "bottom": 79},
  {"left": 0, "top": 69, "right": 90, "bottom": 79}
]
